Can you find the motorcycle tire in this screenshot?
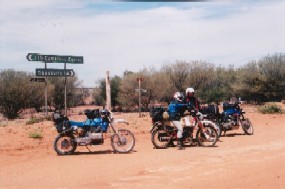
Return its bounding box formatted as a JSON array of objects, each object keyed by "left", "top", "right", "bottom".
[
  {"left": 196, "top": 126, "right": 218, "bottom": 147},
  {"left": 111, "top": 129, "right": 135, "bottom": 153},
  {"left": 53, "top": 134, "right": 77, "bottom": 155},
  {"left": 202, "top": 120, "right": 222, "bottom": 138},
  {"left": 241, "top": 118, "right": 254, "bottom": 135},
  {"left": 151, "top": 128, "right": 171, "bottom": 149}
]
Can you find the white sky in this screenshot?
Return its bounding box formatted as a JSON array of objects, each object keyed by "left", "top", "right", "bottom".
[{"left": 0, "top": 0, "right": 284, "bottom": 87}]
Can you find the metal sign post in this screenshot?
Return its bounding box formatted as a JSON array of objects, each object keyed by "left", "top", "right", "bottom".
[
  {"left": 44, "top": 62, "right": 48, "bottom": 117},
  {"left": 64, "top": 63, "right": 67, "bottom": 115}
]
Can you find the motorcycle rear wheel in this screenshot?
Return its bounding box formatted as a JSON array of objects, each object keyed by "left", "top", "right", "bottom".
[
  {"left": 241, "top": 118, "right": 254, "bottom": 135},
  {"left": 54, "top": 135, "right": 77, "bottom": 155},
  {"left": 151, "top": 128, "right": 171, "bottom": 149},
  {"left": 111, "top": 129, "right": 135, "bottom": 153},
  {"left": 196, "top": 126, "right": 218, "bottom": 147}
]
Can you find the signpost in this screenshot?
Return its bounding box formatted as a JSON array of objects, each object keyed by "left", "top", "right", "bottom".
[{"left": 27, "top": 53, "right": 84, "bottom": 116}]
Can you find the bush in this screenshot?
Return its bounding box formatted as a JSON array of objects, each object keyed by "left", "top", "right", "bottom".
[
  {"left": 0, "top": 70, "right": 32, "bottom": 119},
  {"left": 26, "top": 117, "right": 42, "bottom": 125},
  {"left": 258, "top": 103, "right": 283, "bottom": 114},
  {"left": 28, "top": 131, "right": 43, "bottom": 139}
]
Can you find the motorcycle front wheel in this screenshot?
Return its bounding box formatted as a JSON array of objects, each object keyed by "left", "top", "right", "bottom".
[
  {"left": 202, "top": 120, "right": 222, "bottom": 138},
  {"left": 151, "top": 128, "right": 171, "bottom": 149},
  {"left": 53, "top": 135, "right": 77, "bottom": 155},
  {"left": 111, "top": 129, "right": 135, "bottom": 153},
  {"left": 196, "top": 126, "right": 218, "bottom": 147},
  {"left": 241, "top": 118, "right": 254, "bottom": 135}
]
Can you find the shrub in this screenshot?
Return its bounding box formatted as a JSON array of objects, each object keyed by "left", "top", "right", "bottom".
[
  {"left": 28, "top": 131, "right": 43, "bottom": 139},
  {"left": 258, "top": 103, "right": 283, "bottom": 114},
  {"left": 26, "top": 117, "right": 42, "bottom": 125}
]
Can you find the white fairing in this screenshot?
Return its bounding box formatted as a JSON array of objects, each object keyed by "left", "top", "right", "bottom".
[
  {"left": 114, "top": 118, "right": 129, "bottom": 125},
  {"left": 201, "top": 120, "right": 220, "bottom": 133}
]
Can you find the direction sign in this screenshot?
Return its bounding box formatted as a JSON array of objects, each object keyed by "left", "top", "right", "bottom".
[
  {"left": 27, "top": 53, "right": 84, "bottom": 64},
  {"left": 30, "top": 77, "right": 46, "bottom": 82},
  {"left": 36, "top": 68, "right": 75, "bottom": 77}
]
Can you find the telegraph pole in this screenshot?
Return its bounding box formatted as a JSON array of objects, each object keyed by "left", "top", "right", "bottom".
[
  {"left": 137, "top": 77, "right": 143, "bottom": 117},
  {"left": 106, "top": 71, "right": 111, "bottom": 110}
]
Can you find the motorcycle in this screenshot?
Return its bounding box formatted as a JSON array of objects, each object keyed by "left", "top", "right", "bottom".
[
  {"left": 150, "top": 108, "right": 218, "bottom": 149},
  {"left": 218, "top": 101, "right": 254, "bottom": 136},
  {"left": 200, "top": 104, "right": 222, "bottom": 137},
  {"left": 53, "top": 109, "right": 135, "bottom": 155}
]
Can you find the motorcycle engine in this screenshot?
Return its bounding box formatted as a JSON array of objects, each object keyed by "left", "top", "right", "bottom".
[
  {"left": 75, "top": 131, "right": 103, "bottom": 145},
  {"left": 223, "top": 114, "right": 239, "bottom": 130}
]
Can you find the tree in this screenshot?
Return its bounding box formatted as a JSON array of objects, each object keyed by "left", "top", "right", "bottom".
[
  {"left": 185, "top": 60, "right": 215, "bottom": 92},
  {"left": 201, "top": 65, "right": 237, "bottom": 103},
  {"left": 0, "top": 70, "right": 31, "bottom": 119},
  {"left": 233, "top": 54, "right": 285, "bottom": 103},
  {"left": 161, "top": 61, "right": 190, "bottom": 92},
  {"left": 161, "top": 60, "right": 216, "bottom": 102},
  {"left": 94, "top": 76, "right": 122, "bottom": 107},
  {"left": 233, "top": 62, "right": 265, "bottom": 103},
  {"left": 258, "top": 54, "right": 285, "bottom": 101},
  {"left": 118, "top": 73, "right": 138, "bottom": 108},
  {"left": 48, "top": 76, "right": 81, "bottom": 111}
]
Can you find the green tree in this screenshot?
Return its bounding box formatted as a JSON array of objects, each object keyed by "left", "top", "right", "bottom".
[
  {"left": 0, "top": 70, "right": 31, "bottom": 118},
  {"left": 48, "top": 76, "right": 81, "bottom": 111},
  {"left": 233, "top": 54, "right": 285, "bottom": 103},
  {"left": 161, "top": 61, "right": 190, "bottom": 92},
  {"left": 258, "top": 54, "right": 285, "bottom": 101},
  {"left": 202, "top": 65, "right": 237, "bottom": 103},
  {"left": 94, "top": 76, "right": 122, "bottom": 107}
]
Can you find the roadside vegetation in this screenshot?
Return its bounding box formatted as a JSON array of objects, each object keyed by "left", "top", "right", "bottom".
[
  {"left": 258, "top": 103, "right": 284, "bottom": 114},
  {"left": 28, "top": 131, "right": 43, "bottom": 139},
  {"left": 1, "top": 53, "right": 285, "bottom": 119}
]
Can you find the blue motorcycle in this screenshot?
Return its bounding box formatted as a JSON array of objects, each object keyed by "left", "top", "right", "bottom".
[
  {"left": 53, "top": 109, "right": 135, "bottom": 155},
  {"left": 219, "top": 101, "right": 254, "bottom": 136}
]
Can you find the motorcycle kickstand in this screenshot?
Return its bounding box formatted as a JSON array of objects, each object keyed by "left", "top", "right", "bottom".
[{"left": 85, "top": 145, "right": 93, "bottom": 152}]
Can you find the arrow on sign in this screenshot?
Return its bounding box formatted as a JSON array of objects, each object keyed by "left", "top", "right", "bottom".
[{"left": 35, "top": 68, "right": 75, "bottom": 77}]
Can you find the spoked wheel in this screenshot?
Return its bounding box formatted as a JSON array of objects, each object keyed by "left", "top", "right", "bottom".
[
  {"left": 202, "top": 120, "right": 222, "bottom": 138},
  {"left": 54, "top": 135, "right": 77, "bottom": 155},
  {"left": 151, "top": 128, "right": 171, "bottom": 149},
  {"left": 196, "top": 126, "right": 218, "bottom": 147},
  {"left": 241, "top": 118, "right": 254, "bottom": 135},
  {"left": 111, "top": 129, "right": 135, "bottom": 153}
]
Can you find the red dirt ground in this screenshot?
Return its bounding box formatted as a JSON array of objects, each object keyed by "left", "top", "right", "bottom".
[{"left": 0, "top": 104, "right": 285, "bottom": 189}]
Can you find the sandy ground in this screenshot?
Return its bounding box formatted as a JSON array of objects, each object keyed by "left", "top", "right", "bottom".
[{"left": 0, "top": 104, "right": 285, "bottom": 189}]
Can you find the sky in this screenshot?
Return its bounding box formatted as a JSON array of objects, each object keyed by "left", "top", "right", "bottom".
[{"left": 0, "top": 0, "right": 285, "bottom": 87}]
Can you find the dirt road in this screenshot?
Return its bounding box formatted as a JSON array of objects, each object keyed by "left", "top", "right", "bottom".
[{"left": 1, "top": 106, "right": 285, "bottom": 189}]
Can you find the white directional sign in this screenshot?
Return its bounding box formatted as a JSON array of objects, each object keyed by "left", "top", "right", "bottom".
[
  {"left": 35, "top": 68, "right": 75, "bottom": 77},
  {"left": 27, "top": 53, "right": 83, "bottom": 64}
]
